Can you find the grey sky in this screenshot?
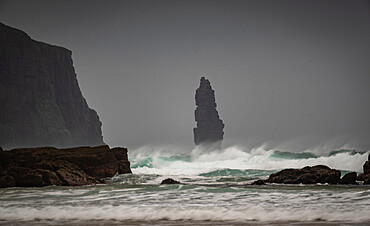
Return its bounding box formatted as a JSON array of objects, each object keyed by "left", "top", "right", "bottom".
[{"left": 1, "top": 0, "right": 370, "bottom": 152}]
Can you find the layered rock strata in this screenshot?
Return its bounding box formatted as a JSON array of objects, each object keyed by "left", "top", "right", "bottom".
[
  {"left": 193, "top": 77, "right": 224, "bottom": 146},
  {"left": 0, "top": 145, "right": 131, "bottom": 188},
  {"left": 0, "top": 22, "right": 104, "bottom": 149}
]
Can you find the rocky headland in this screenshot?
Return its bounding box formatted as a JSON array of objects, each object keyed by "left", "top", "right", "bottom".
[
  {"left": 0, "top": 145, "right": 131, "bottom": 188},
  {"left": 193, "top": 77, "right": 224, "bottom": 146},
  {"left": 0, "top": 22, "right": 104, "bottom": 149}
]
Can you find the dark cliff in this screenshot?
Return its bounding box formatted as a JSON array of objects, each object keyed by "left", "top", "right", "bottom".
[
  {"left": 193, "top": 77, "right": 224, "bottom": 146},
  {"left": 0, "top": 145, "right": 131, "bottom": 188},
  {"left": 0, "top": 23, "right": 104, "bottom": 149}
]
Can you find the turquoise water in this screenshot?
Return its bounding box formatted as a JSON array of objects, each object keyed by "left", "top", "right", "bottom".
[{"left": 0, "top": 146, "right": 369, "bottom": 225}]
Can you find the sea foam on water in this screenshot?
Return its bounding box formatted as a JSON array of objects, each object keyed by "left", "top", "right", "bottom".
[
  {"left": 0, "top": 144, "right": 369, "bottom": 225},
  {"left": 130, "top": 145, "right": 368, "bottom": 176}
]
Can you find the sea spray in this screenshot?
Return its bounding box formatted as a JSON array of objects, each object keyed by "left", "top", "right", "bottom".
[{"left": 130, "top": 145, "right": 369, "bottom": 176}]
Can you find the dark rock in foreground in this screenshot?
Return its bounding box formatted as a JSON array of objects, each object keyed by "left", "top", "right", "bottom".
[
  {"left": 363, "top": 158, "right": 370, "bottom": 175},
  {"left": 362, "top": 153, "right": 370, "bottom": 184},
  {"left": 255, "top": 153, "right": 370, "bottom": 185},
  {"left": 193, "top": 77, "right": 224, "bottom": 146},
  {"left": 0, "top": 22, "right": 104, "bottom": 149},
  {"left": 0, "top": 145, "right": 131, "bottom": 188},
  {"left": 339, "top": 172, "right": 358, "bottom": 185},
  {"left": 364, "top": 174, "right": 370, "bottom": 185},
  {"left": 266, "top": 165, "right": 341, "bottom": 184},
  {"left": 357, "top": 153, "right": 370, "bottom": 183},
  {"left": 161, "top": 178, "right": 180, "bottom": 185}
]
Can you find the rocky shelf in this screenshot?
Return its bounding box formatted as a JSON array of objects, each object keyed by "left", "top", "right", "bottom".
[{"left": 0, "top": 145, "right": 131, "bottom": 188}]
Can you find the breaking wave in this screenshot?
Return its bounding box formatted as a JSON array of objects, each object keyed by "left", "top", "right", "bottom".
[
  {"left": 1, "top": 144, "right": 369, "bottom": 225},
  {"left": 130, "top": 145, "right": 369, "bottom": 176}
]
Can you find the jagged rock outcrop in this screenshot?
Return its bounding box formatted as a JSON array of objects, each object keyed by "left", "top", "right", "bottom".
[
  {"left": 193, "top": 77, "right": 224, "bottom": 146},
  {"left": 265, "top": 165, "right": 341, "bottom": 184},
  {"left": 0, "top": 145, "right": 131, "bottom": 188},
  {"left": 358, "top": 153, "right": 370, "bottom": 184},
  {"left": 0, "top": 23, "right": 104, "bottom": 149}
]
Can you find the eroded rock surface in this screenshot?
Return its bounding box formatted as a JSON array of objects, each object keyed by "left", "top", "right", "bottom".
[
  {"left": 193, "top": 77, "right": 224, "bottom": 146},
  {"left": 0, "top": 145, "right": 131, "bottom": 188}
]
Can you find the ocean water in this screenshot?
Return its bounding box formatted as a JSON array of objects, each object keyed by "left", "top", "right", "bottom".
[{"left": 1, "top": 146, "right": 369, "bottom": 225}]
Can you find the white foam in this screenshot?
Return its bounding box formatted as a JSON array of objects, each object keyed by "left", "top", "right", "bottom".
[
  {"left": 1, "top": 205, "right": 369, "bottom": 222},
  {"left": 131, "top": 145, "right": 369, "bottom": 176}
]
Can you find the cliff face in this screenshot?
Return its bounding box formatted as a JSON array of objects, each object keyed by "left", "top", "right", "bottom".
[
  {"left": 0, "top": 23, "right": 104, "bottom": 149},
  {"left": 193, "top": 77, "right": 224, "bottom": 146}
]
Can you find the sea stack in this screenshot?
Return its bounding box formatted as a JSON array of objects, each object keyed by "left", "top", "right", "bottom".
[
  {"left": 0, "top": 23, "right": 104, "bottom": 149},
  {"left": 193, "top": 77, "right": 224, "bottom": 147}
]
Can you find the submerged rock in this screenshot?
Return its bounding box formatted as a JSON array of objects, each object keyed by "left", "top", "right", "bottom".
[
  {"left": 0, "top": 145, "right": 131, "bottom": 188},
  {"left": 339, "top": 172, "right": 358, "bottom": 185},
  {"left": 251, "top": 179, "right": 266, "bottom": 185},
  {"left": 266, "top": 165, "right": 341, "bottom": 184},
  {"left": 193, "top": 77, "right": 224, "bottom": 146},
  {"left": 160, "top": 178, "right": 180, "bottom": 185},
  {"left": 0, "top": 22, "right": 104, "bottom": 149}
]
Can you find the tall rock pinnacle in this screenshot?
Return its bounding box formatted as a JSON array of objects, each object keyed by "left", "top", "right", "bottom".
[{"left": 193, "top": 77, "right": 224, "bottom": 146}]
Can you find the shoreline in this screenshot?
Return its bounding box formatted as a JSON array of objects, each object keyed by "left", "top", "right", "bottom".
[{"left": 2, "top": 219, "right": 370, "bottom": 226}]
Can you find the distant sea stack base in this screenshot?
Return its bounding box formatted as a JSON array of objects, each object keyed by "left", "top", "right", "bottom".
[
  {"left": 193, "top": 77, "right": 224, "bottom": 147},
  {"left": 0, "top": 23, "right": 104, "bottom": 149},
  {"left": 0, "top": 145, "right": 131, "bottom": 188}
]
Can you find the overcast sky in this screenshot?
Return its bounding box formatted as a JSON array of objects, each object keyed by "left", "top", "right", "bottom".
[{"left": 1, "top": 0, "right": 370, "bottom": 152}]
